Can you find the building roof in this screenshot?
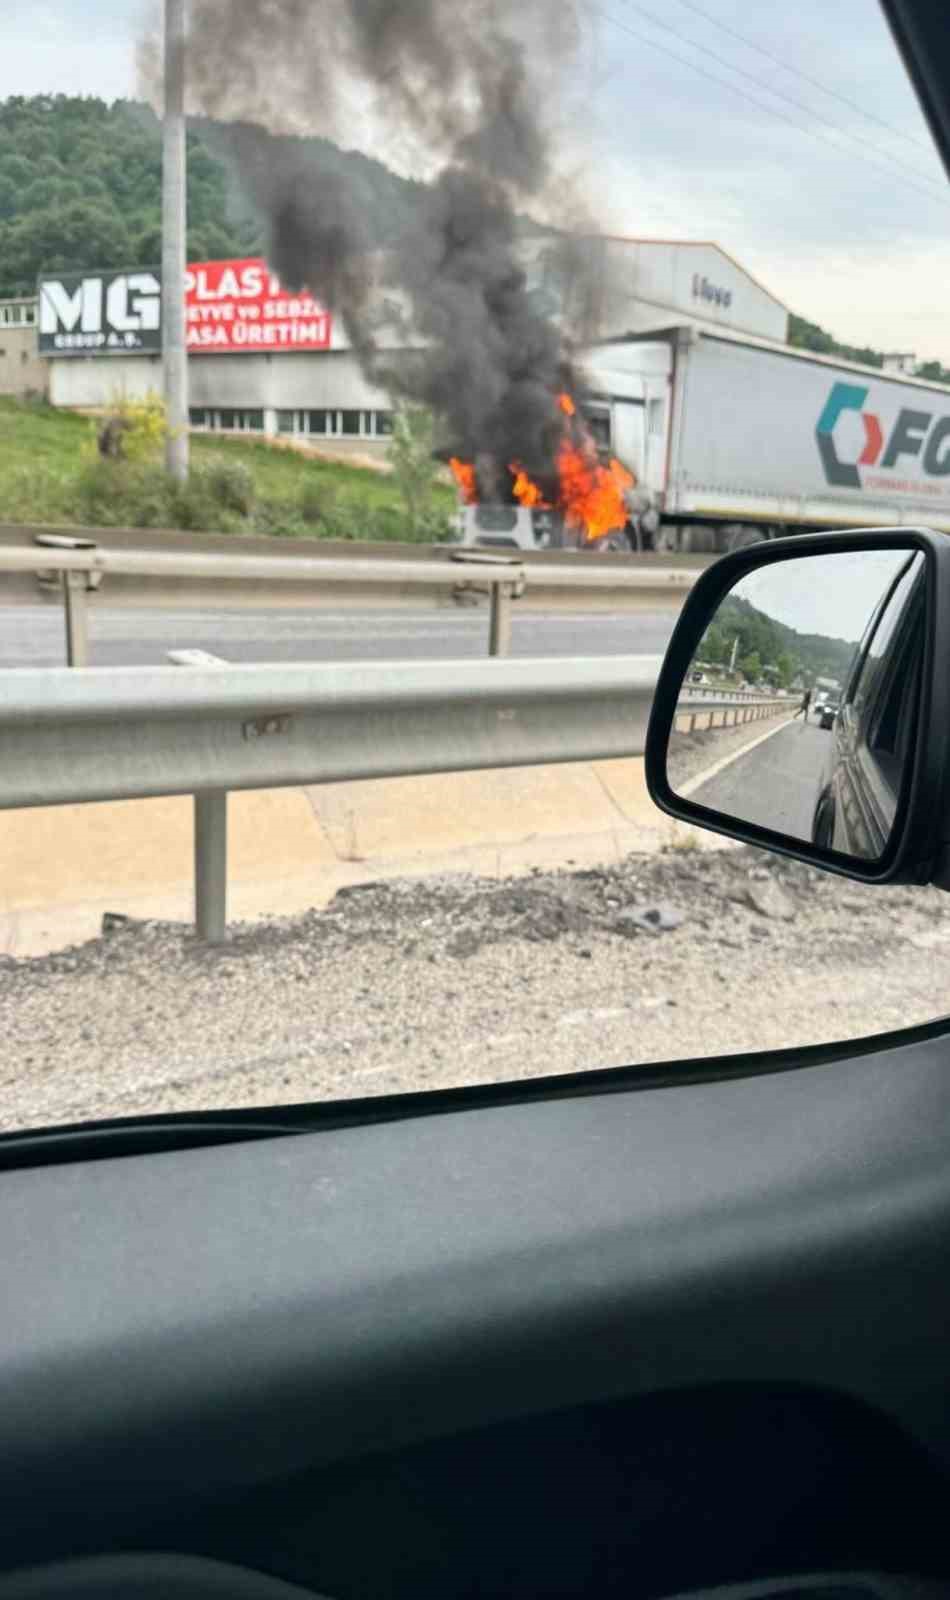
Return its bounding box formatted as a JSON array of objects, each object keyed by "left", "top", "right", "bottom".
[{"left": 598, "top": 236, "right": 791, "bottom": 314}]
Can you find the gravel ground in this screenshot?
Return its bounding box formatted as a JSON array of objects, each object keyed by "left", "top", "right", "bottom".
[{"left": 3, "top": 845, "right": 950, "bottom": 1131}]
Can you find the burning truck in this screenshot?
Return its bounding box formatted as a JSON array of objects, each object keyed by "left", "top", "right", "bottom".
[{"left": 447, "top": 393, "right": 638, "bottom": 554}]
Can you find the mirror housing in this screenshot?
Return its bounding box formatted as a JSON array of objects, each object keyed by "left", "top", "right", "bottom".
[{"left": 645, "top": 528, "right": 950, "bottom": 886}]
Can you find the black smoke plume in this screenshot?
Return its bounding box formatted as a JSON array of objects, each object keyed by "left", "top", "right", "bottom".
[{"left": 148, "top": 0, "right": 595, "bottom": 494}]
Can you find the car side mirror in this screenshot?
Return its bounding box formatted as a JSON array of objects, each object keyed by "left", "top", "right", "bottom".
[{"left": 645, "top": 529, "right": 950, "bottom": 886}]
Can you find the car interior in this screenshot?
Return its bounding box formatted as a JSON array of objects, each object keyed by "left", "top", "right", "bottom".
[{"left": 4, "top": 2, "right": 950, "bottom": 1598}]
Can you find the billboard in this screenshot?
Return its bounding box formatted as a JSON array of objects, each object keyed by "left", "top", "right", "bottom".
[
  {"left": 38, "top": 268, "right": 162, "bottom": 356},
  {"left": 185, "top": 258, "right": 332, "bottom": 354},
  {"left": 38, "top": 258, "right": 333, "bottom": 357}
]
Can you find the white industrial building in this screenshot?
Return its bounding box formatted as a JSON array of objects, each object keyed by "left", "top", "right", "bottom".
[
  {"left": 0, "top": 295, "right": 47, "bottom": 400},
  {"left": 33, "top": 239, "right": 789, "bottom": 456}
]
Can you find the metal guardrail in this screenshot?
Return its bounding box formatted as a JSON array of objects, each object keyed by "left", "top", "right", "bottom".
[
  {"left": 7, "top": 538, "right": 528, "bottom": 666},
  {"left": 0, "top": 531, "right": 700, "bottom": 667},
  {"left": 673, "top": 697, "right": 789, "bottom": 734},
  {"left": 683, "top": 687, "right": 783, "bottom": 703},
  {"left": 0, "top": 657, "right": 659, "bottom": 941}
]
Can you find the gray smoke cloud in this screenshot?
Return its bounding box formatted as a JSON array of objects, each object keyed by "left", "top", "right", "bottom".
[{"left": 149, "top": 0, "right": 597, "bottom": 496}]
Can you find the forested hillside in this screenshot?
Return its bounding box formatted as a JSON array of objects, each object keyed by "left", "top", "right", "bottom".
[
  {"left": 788, "top": 311, "right": 950, "bottom": 386},
  {"left": 702, "top": 592, "right": 857, "bottom": 689},
  {"left": 0, "top": 95, "right": 422, "bottom": 296}
]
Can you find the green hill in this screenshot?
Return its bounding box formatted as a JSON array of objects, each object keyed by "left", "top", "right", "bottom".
[
  {"left": 702, "top": 591, "right": 857, "bottom": 690},
  {"left": 0, "top": 95, "right": 423, "bottom": 297},
  {"left": 788, "top": 312, "right": 950, "bottom": 387}
]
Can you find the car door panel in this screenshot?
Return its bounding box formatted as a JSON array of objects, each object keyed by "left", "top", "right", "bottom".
[{"left": 2, "top": 1031, "right": 950, "bottom": 1590}]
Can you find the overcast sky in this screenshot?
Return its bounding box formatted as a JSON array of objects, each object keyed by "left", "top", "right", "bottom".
[
  {"left": 736, "top": 548, "right": 913, "bottom": 641},
  {"left": 5, "top": 0, "right": 950, "bottom": 362}
]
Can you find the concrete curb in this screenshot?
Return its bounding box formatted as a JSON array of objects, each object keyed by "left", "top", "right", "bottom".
[{"left": 0, "top": 758, "right": 731, "bottom": 959}]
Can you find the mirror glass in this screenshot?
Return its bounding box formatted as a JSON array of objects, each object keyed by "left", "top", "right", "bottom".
[{"left": 667, "top": 547, "right": 926, "bottom": 862}]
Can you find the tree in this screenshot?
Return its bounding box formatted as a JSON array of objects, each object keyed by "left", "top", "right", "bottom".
[
  {"left": 1, "top": 200, "right": 132, "bottom": 293},
  {"left": 700, "top": 622, "right": 729, "bottom": 665},
  {"left": 775, "top": 651, "right": 797, "bottom": 689},
  {"left": 0, "top": 176, "right": 17, "bottom": 223},
  {"left": 388, "top": 406, "right": 442, "bottom": 536},
  {"left": 739, "top": 651, "right": 761, "bottom": 684},
  {"left": 918, "top": 359, "right": 950, "bottom": 384}
]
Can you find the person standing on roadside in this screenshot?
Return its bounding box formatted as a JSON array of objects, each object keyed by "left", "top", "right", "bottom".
[{"left": 794, "top": 687, "right": 812, "bottom": 724}]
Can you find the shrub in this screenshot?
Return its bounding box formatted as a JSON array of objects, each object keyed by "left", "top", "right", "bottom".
[
  {"left": 75, "top": 459, "right": 174, "bottom": 528},
  {"left": 171, "top": 470, "right": 243, "bottom": 534},
  {"left": 298, "top": 476, "right": 337, "bottom": 527},
  {"left": 199, "top": 455, "right": 256, "bottom": 516},
  {"left": 252, "top": 495, "right": 308, "bottom": 538},
  {"left": 95, "top": 391, "right": 168, "bottom": 464}
]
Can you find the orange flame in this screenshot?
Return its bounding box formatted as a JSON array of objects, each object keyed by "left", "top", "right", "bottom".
[
  {"left": 510, "top": 464, "right": 550, "bottom": 509},
  {"left": 449, "top": 457, "right": 478, "bottom": 504},
  {"left": 450, "top": 392, "right": 634, "bottom": 544},
  {"left": 557, "top": 442, "right": 634, "bottom": 543}
]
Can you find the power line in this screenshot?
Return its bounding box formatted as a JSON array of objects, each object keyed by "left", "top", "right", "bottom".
[
  {"left": 588, "top": 3, "right": 950, "bottom": 215},
  {"left": 618, "top": 0, "right": 948, "bottom": 198},
  {"left": 670, "top": 0, "right": 935, "bottom": 157}
]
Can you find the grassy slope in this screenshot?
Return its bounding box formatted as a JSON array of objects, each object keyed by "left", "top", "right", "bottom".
[{"left": 0, "top": 399, "right": 454, "bottom": 538}]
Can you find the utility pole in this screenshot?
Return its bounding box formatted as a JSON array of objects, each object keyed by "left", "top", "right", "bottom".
[{"left": 163, "top": 0, "right": 189, "bottom": 482}]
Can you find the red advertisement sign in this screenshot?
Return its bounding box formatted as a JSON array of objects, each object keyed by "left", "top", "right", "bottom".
[{"left": 184, "top": 257, "right": 332, "bottom": 354}]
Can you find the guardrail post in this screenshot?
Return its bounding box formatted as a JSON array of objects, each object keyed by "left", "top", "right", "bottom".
[
  {"left": 489, "top": 582, "right": 513, "bottom": 658},
  {"left": 63, "top": 573, "right": 89, "bottom": 668},
  {"left": 195, "top": 790, "right": 228, "bottom": 943}
]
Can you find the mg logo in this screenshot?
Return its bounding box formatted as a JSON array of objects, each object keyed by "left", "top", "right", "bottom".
[
  {"left": 38, "top": 269, "right": 162, "bottom": 355},
  {"left": 39, "top": 277, "right": 104, "bottom": 336},
  {"left": 817, "top": 380, "right": 950, "bottom": 488}
]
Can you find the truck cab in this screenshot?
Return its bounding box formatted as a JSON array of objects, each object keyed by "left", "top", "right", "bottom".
[
  {"left": 453, "top": 504, "right": 563, "bottom": 552},
  {"left": 453, "top": 501, "right": 636, "bottom": 553}
]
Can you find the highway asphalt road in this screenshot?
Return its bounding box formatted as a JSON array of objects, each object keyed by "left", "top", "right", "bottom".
[
  {"left": 0, "top": 604, "right": 677, "bottom": 669},
  {"left": 686, "top": 719, "right": 832, "bottom": 841}
]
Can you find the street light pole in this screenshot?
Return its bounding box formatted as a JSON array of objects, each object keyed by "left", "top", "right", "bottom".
[{"left": 163, "top": 0, "right": 189, "bottom": 482}]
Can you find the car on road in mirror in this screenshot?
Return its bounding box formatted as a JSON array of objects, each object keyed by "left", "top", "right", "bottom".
[{"left": 817, "top": 697, "right": 840, "bottom": 730}]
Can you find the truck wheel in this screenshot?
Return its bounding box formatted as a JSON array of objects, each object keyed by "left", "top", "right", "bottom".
[
  {"left": 674, "top": 525, "right": 719, "bottom": 554},
  {"left": 601, "top": 530, "right": 632, "bottom": 553},
  {"left": 724, "top": 524, "right": 766, "bottom": 552}
]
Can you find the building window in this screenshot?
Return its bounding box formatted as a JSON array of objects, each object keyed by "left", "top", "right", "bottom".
[
  {"left": 584, "top": 408, "right": 611, "bottom": 450},
  {"left": 0, "top": 301, "right": 36, "bottom": 327},
  {"left": 189, "top": 409, "right": 263, "bottom": 432},
  {"left": 277, "top": 409, "right": 395, "bottom": 440}
]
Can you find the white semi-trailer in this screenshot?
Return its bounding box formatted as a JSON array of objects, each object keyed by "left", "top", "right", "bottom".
[{"left": 580, "top": 326, "right": 950, "bottom": 554}]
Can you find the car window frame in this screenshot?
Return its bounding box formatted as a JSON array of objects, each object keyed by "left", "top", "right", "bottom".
[{"left": 844, "top": 552, "right": 919, "bottom": 710}]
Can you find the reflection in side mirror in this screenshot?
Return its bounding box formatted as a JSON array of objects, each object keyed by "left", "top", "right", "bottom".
[{"left": 665, "top": 547, "right": 926, "bottom": 864}]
